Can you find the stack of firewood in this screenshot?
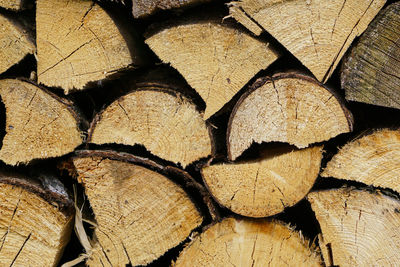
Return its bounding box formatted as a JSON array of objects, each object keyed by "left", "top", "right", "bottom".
[{"left": 0, "top": 0, "right": 399, "bottom": 266}]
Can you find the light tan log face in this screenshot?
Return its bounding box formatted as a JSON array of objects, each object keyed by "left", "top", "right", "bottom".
[
  {"left": 0, "top": 14, "right": 34, "bottom": 75},
  {"left": 131, "top": 0, "right": 210, "bottom": 18},
  {"left": 227, "top": 73, "right": 352, "bottom": 160},
  {"left": 322, "top": 129, "right": 400, "bottom": 193},
  {"left": 73, "top": 155, "right": 203, "bottom": 266},
  {"left": 0, "top": 176, "right": 73, "bottom": 266},
  {"left": 145, "top": 22, "right": 278, "bottom": 119},
  {"left": 174, "top": 217, "right": 322, "bottom": 266},
  {"left": 0, "top": 79, "right": 83, "bottom": 165},
  {"left": 0, "top": 0, "right": 24, "bottom": 10},
  {"left": 229, "top": 0, "right": 385, "bottom": 82},
  {"left": 308, "top": 188, "right": 400, "bottom": 267},
  {"left": 202, "top": 146, "right": 322, "bottom": 217},
  {"left": 341, "top": 2, "right": 400, "bottom": 109},
  {"left": 36, "top": 0, "right": 144, "bottom": 92},
  {"left": 89, "top": 87, "right": 212, "bottom": 167}
]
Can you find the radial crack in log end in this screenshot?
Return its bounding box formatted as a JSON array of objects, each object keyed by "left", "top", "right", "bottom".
[
  {"left": 0, "top": 14, "right": 34, "bottom": 75},
  {"left": 145, "top": 20, "right": 279, "bottom": 119},
  {"left": 230, "top": 0, "right": 385, "bottom": 82},
  {"left": 322, "top": 129, "right": 400, "bottom": 193},
  {"left": 0, "top": 172, "right": 73, "bottom": 266},
  {"left": 341, "top": 2, "right": 400, "bottom": 109},
  {"left": 0, "top": 79, "right": 83, "bottom": 166},
  {"left": 88, "top": 86, "right": 212, "bottom": 167},
  {"left": 202, "top": 146, "right": 323, "bottom": 217},
  {"left": 174, "top": 217, "right": 322, "bottom": 266},
  {"left": 308, "top": 188, "right": 400, "bottom": 266},
  {"left": 72, "top": 153, "right": 203, "bottom": 266},
  {"left": 36, "top": 0, "right": 147, "bottom": 93},
  {"left": 227, "top": 73, "right": 353, "bottom": 160}
]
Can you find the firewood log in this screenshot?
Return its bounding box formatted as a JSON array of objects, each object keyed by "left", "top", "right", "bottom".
[
  {"left": 0, "top": 13, "right": 34, "bottom": 75},
  {"left": 202, "top": 145, "right": 322, "bottom": 217},
  {"left": 229, "top": 0, "right": 385, "bottom": 82},
  {"left": 88, "top": 82, "right": 212, "bottom": 167},
  {"left": 227, "top": 73, "right": 353, "bottom": 161},
  {"left": 0, "top": 79, "right": 84, "bottom": 165},
  {"left": 145, "top": 18, "right": 278, "bottom": 119},
  {"left": 322, "top": 129, "right": 400, "bottom": 193},
  {"left": 71, "top": 150, "right": 203, "bottom": 266},
  {"left": 308, "top": 188, "right": 400, "bottom": 266},
  {"left": 174, "top": 217, "right": 322, "bottom": 266},
  {"left": 0, "top": 0, "right": 31, "bottom": 10},
  {"left": 341, "top": 2, "right": 400, "bottom": 109},
  {"left": 36, "top": 0, "right": 147, "bottom": 93},
  {"left": 0, "top": 171, "right": 73, "bottom": 266}
]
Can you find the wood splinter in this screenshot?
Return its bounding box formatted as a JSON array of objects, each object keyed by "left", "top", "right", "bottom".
[
  {"left": 0, "top": 172, "right": 73, "bottom": 266},
  {"left": 174, "top": 217, "right": 322, "bottom": 266},
  {"left": 227, "top": 73, "right": 353, "bottom": 161},
  {"left": 202, "top": 145, "right": 323, "bottom": 217},
  {"left": 0, "top": 79, "right": 83, "bottom": 166},
  {"left": 145, "top": 19, "right": 278, "bottom": 119},
  {"left": 308, "top": 188, "right": 400, "bottom": 266},
  {"left": 88, "top": 84, "right": 212, "bottom": 167},
  {"left": 71, "top": 150, "right": 203, "bottom": 266}
]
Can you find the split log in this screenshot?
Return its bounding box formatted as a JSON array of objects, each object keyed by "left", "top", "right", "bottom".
[
  {"left": 322, "top": 129, "right": 400, "bottom": 193},
  {"left": 202, "top": 145, "right": 322, "bottom": 217},
  {"left": 227, "top": 73, "right": 353, "bottom": 161},
  {"left": 0, "top": 79, "right": 83, "bottom": 165},
  {"left": 0, "top": 0, "right": 31, "bottom": 10},
  {"left": 71, "top": 150, "right": 203, "bottom": 266},
  {"left": 174, "top": 217, "right": 322, "bottom": 266},
  {"left": 0, "top": 13, "right": 34, "bottom": 75},
  {"left": 308, "top": 188, "right": 400, "bottom": 267},
  {"left": 228, "top": 4, "right": 263, "bottom": 36},
  {"left": 341, "top": 2, "right": 400, "bottom": 109},
  {"left": 36, "top": 0, "right": 147, "bottom": 93},
  {"left": 0, "top": 172, "right": 73, "bottom": 266},
  {"left": 132, "top": 0, "right": 211, "bottom": 18},
  {"left": 145, "top": 19, "right": 279, "bottom": 119},
  {"left": 229, "top": 0, "right": 385, "bottom": 82},
  {"left": 88, "top": 84, "right": 212, "bottom": 167}
]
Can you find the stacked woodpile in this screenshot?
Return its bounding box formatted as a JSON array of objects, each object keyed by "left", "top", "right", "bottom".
[{"left": 0, "top": 0, "right": 399, "bottom": 266}]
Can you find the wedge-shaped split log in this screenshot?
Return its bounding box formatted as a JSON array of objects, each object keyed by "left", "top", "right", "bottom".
[
  {"left": 0, "top": 79, "right": 83, "bottom": 165},
  {"left": 227, "top": 73, "right": 353, "bottom": 161},
  {"left": 0, "top": 172, "right": 73, "bottom": 266},
  {"left": 0, "top": 0, "right": 31, "bottom": 10},
  {"left": 71, "top": 150, "right": 203, "bottom": 266},
  {"left": 202, "top": 146, "right": 322, "bottom": 217},
  {"left": 174, "top": 217, "right": 322, "bottom": 266},
  {"left": 145, "top": 20, "right": 278, "bottom": 119},
  {"left": 341, "top": 2, "right": 400, "bottom": 109},
  {"left": 36, "top": 0, "right": 147, "bottom": 92},
  {"left": 229, "top": 0, "right": 385, "bottom": 82},
  {"left": 322, "top": 129, "right": 400, "bottom": 193},
  {"left": 88, "top": 85, "right": 212, "bottom": 167},
  {"left": 0, "top": 13, "right": 34, "bottom": 75},
  {"left": 308, "top": 188, "right": 400, "bottom": 267}
]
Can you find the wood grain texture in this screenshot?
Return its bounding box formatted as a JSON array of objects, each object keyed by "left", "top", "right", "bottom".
[
  {"left": 229, "top": 0, "right": 385, "bottom": 82},
  {"left": 341, "top": 2, "right": 400, "bottom": 109}
]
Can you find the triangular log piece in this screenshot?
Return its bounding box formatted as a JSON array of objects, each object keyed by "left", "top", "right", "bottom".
[
  {"left": 0, "top": 79, "right": 83, "bottom": 165},
  {"left": 322, "top": 129, "right": 400, "bottom": 193},
  {"left": 202, "top": 146, "right": 322, "bottom": 217},
  {"left": 72, "top": 151, "right": 203, "bottom": 266},
  {"left": 227, "top": 73, "right": 353, "bottom": 161},
  {"left": 36, "top": 0, "right": 147, "bottom": 93},
  {"left": 174, "top": 217, "right": 322, "bottom": 266},
  {"left": 145, "top": 19, "right": 279, "bottom": 119},
  {"left": 132, "top": 0, "right": 212, "bottom": 18},
  {"left": 0, "top": 0, "right": 30, "bottom": 10},
  {"left": 308, "top": 188, "right": 400, "bottom": 266},
  {"left": 0, "top": 13, "right": 34, "bottom": 75},
  {"left": 229, "top": 0, "right": 385, "bottom": 82},
  {"left": 0, "top": 172, "right": 73, "bottom": 266},
  {"left": 341, "top": 2, "right": 400, "bottom": 109},
  {"left": 88, "top": 85, "right": 212, "bottom": 167},
  {"left": 228, "top": 4, "right": 263, "bottom": 36}
]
